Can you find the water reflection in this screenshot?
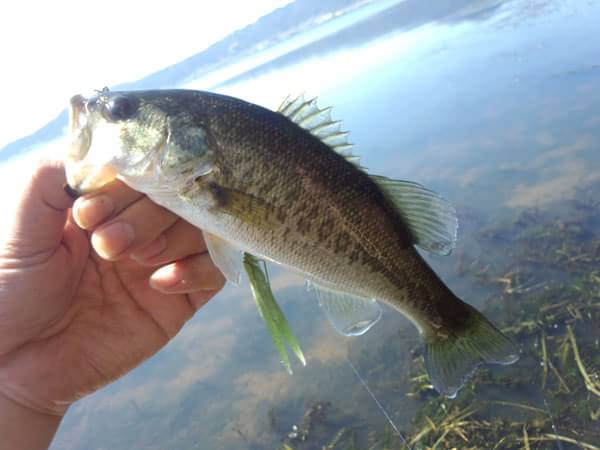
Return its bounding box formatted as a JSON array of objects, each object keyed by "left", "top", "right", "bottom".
[{"left": 52, "top": 0, "right": 600, "bottom": 449}]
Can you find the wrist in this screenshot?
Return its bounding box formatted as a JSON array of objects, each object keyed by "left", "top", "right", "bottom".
[{"left": 0, "top": 391, "right": 64, "bottom": 450}]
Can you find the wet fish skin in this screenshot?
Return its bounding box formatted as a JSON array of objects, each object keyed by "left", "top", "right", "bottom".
[{"left": 65, "top": 89, "right": 518, "bottom": 397}]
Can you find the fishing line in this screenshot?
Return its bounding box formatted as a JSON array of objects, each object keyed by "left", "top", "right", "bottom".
[
  {"left": 542, "top": 393, "right": 564, "bottom": 450},
  {"left": 537, "top": 334, "right": 564, "bottom": 450},
  {"left": 345, "top": 356, "right": 412, "bottom": 450}
]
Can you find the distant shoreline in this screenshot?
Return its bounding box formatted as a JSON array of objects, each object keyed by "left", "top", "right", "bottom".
[{"left": 0, "top": 0, "right": 501, "bottom": 162}]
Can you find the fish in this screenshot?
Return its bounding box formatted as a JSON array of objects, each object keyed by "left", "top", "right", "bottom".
[{"left": 64, "top": 88, "right": 518, "bottom": 398}]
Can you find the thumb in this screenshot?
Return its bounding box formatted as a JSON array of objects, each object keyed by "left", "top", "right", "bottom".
[{"left": 1, "top": 160, "right": 75, "bottom": 259}]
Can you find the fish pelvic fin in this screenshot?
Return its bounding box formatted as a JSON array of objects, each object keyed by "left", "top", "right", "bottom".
[{"left": 423, "top": 303, "right": 519, "bottom": 399}]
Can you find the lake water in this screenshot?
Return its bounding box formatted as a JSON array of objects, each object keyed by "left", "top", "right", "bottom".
[{"left": 34, "top": 0, "right": 600, "bottom": 448}]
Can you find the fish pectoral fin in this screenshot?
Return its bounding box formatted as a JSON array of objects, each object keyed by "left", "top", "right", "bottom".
[
  {"left": 370, "top": 175, "right": 458, "bottom": 256},
  {"left": 310, "top": 283, "right": 382, "bottom": 336},
  {"left": 204, "top": 233, "right": 242, "bottom": 285}
]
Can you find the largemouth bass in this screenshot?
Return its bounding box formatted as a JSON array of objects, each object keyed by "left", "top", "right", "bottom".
[{"left": 64, "top": 88, "right": 518, "bottom": 398}]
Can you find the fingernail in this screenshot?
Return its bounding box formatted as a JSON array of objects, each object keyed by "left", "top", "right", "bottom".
[
  {"left": 91, "top": 222, "right": 135, "bottom": 259},
  {"left": 149, "top": 263, "right": 182, "bottom": 291},
  {"left": 131, "top": 235, "right": 167, "bottom": 262},
  {"left": 74, "top": 194, "right": 114, "bottom": 229}
]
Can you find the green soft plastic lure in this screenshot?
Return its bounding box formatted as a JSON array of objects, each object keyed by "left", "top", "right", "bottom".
[{"left": 243, "top": 253, "right": 306, "bottom": 374}]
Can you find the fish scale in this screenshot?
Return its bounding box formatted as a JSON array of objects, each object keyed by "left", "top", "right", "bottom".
[{"left": 210, "top": 110, "right": 413, "bottom": 302}]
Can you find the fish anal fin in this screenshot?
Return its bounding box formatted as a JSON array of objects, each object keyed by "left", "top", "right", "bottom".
[{"left": 311, "top": 283, "right": 382, "bottom": 336}]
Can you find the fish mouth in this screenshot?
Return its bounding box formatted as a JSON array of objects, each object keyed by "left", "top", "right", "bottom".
[
  {"left": 69, "top": 94, "right": 88, "bottom": 127},
  {"left": 65, "top": 94, "right": 119, "bottom": 194},
  {"left": 67, "top": 95, "right": 91, "bottom": 162},
  {"left": 65, "top": 95, "right": 93, "bottom": 193}
]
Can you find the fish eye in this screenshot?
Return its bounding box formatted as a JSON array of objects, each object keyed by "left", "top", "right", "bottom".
[{"left": 103, "top": 95, "right": 137, "bottom": 121}]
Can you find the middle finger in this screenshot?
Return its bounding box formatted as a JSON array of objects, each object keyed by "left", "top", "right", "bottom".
[{"left": 73, "top": 179, "right": 144, "bottom": 230}]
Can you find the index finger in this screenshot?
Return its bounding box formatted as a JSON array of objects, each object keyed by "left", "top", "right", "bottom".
[{"left": 72, "top": 179, "right": 144, "bottom": 229}]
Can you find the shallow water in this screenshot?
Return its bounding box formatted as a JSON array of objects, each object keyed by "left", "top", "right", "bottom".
[{"left": 45, "top": 0, "right": 600, "bottom": 448}]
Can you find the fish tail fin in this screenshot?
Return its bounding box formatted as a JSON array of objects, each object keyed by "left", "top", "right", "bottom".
[{"left": 423, "top": 302, "right": 519, "bottom": 398}]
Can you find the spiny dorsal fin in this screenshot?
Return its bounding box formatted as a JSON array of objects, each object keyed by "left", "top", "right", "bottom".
[
  {"left": 371, "top": 175, "right": 458, "bottom": 256},
  {"left": 278, "top": 95, "right": 365, "bottom": 170}
]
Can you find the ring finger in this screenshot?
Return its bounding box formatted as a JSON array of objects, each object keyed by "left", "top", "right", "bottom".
[
  {"left": 149, "top": 252, "right": 226, "bottom": 294},
  {"left": 131, "top": 219, "right": 207, "bottom": 266}
]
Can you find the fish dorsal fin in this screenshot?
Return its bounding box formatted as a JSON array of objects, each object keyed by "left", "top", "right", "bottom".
[
  {"left": 204, "top": 233, "right": 242, "bottom": 284},
  {"left": 278, "top": 95, "right": 365, "bottom": 169},
  {"left": 371, "top": 175, "right": 458, "bottom": 256},
  {"left": 308, "top": 282, "right": 382, "bottom": 336}
]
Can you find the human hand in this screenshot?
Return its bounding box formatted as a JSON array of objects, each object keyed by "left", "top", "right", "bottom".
[{"left": 0, "top": 161, "right": 225, "bottom": 421}]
